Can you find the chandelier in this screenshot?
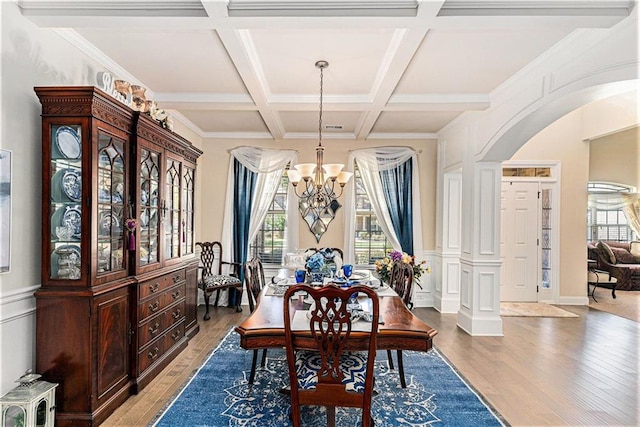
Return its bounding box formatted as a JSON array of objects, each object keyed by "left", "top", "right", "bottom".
[{"left": 287, "top": 60, "right": 352, "bottom": 242}]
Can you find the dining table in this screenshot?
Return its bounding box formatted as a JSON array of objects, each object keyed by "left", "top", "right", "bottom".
[{"left": 234, "top": 276, "right": 438, "bottom": 354}]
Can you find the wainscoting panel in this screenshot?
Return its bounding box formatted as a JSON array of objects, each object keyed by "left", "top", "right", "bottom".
[{"left": 0, "top": 285, "right": 39, "bottom": 395}]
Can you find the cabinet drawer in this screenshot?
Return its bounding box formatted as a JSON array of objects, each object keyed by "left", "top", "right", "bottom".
[
  {"left": 139, "top": 270, "right": 186, "bottom": 300},
  {"left": 137, "top": 301, "right": 185, "bottom": 348},
  {"left": 164, "top": 321, "right": 185, "bottom": 348},
  {"left": 138, "top": 283, "right": 185, "bottom": 320},
  {"left": 138, "top": 319, "right": 185, "bottom": 373}
]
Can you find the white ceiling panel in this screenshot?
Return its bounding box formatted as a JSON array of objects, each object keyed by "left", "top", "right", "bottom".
[
  {"left": 180, "top": 110, "right": 268, "bottom": 133},
  {"left": 280, "top": 111, "right": 363, "bottom": 134},
  {"left": 77, "top": 29, "right": 248, "bottom": 94},
  {"left": 249, "top": 28, "right": 397, "bottom": 96},
  {"left": 372, "top": 111, "right": 463, "bottom": 133},
  {"left": 395, "top": 28, "right": 574, "bottom": 95}
]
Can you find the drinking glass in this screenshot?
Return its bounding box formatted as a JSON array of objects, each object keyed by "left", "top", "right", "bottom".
[
  {"left": 295, "top": 269, "right": 306, "bottom": 283},
  {"left": 342, "top": 264, "right": 353, "bottom": 280}
]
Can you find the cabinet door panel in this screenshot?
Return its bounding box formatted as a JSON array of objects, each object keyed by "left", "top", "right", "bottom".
[
  {"left": 95, "top": 288, "right": 130, "bottom": 400},
  {"left": 138, "top": 146, "right": 162, "bottom": 269},
  {"left": 165, "top": 157, "right": 181, "bottom": 261},
  {"left": 181, "top": 164, "right": 195, "bottom": 256}
]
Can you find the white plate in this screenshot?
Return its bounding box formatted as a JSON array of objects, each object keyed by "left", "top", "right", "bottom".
[{"left": 55, "top": 126, "right": 81, "bottom": 159}]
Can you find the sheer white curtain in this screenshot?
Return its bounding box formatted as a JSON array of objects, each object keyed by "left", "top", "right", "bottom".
[
  {"left": 221, "top": 147, "right": 298, "bottom": 266},
  {"left": 588, "top": 192, "right": 640, "bottom": 237},
  {"left": 342, "top": 147, "right": 422, "bottom": 264},
  {"left": 621, "top": 193, "right": 640, "bottom": 236}
]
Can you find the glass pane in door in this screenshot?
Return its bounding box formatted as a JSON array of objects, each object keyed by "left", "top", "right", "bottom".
[
  {"left": 96, "top": 133, "right": 126, "bottom": 274},
  {"left": 139, "top": 148, "right": 160, "bottom": 266},
  {"left": 165, "top": 159, "right": 181, "bottom": 259},
  {"left": 50, "top": 124, "right": 82, "bottom": 280},
  {"left": 181, "top": 166, "right": 195, "bottom": 255}
]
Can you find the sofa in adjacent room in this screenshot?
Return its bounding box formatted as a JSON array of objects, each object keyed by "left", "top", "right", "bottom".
[{"left": 587, "top": 241, "right": 640, "bottom": 291}]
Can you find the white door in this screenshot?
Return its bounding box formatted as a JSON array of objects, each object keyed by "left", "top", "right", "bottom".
[{"left": 500, "top": 181, "right": 539, "bottom": 302}]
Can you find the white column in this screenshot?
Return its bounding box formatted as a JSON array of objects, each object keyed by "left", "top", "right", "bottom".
[
  {"left": 457, "top": 159, "right": 503, "bottom": 336},
  {"left": 435, "top": 171, "right": 462, "bottom": 313}
]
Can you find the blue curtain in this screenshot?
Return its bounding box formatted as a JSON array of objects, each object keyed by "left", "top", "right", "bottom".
[
  {"left": 231, "top": 158, "right": 257, "bottom": 305},
  {"left": 379, "top": 158, "right": 413, "bottom": 254}
]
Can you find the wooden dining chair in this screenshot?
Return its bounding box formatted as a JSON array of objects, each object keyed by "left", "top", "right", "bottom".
[
  {"left": 244, "top": 257, "right": 268, "bottom": 384},
  {"left": 196, "top": 241, "right": 243, "bottom": 320},
  {"left": 386, "top": 261, "right": 414, "bottom": 388},
  {"left": 284, "top": 284, "right": 379, "bottom": 427}
]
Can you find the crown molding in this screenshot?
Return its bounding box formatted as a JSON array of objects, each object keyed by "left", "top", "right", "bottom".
[
  {"left": 387, "top": 94, "right": 491, "bottom": 111},
  {"left": 19, "top": 1, "right": 207, "bottom": 16},
  {"left": 227, "top": 0, "right": 419, "bottom": 17},
  {"left": 367, "top": 132, "right": 438, "bottom": 139},
  {"left": 438, "top": 1, "right": 633, "bottom": 16},
  {"left": 201, "top": 131, "right": 274, "bottom": 140},
  {"left": 284, "top": 131, "right": 356, "bottom": 139}
]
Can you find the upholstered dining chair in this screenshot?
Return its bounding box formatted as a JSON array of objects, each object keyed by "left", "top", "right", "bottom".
[
  {"left": 195, "top": 241, "right": 243, "bottom": 320},
  {"left": 244, "top": 256, "right": 268, "bottom": 384},
  {"left": 284, "top": 284, "right": 379, "bottom": 427},
  {"left": 386, "top": 260, "right": 414, "bottom": 388}
]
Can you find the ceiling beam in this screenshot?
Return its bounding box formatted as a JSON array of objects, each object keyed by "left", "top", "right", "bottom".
[
  {"left": 215, "top": 28, "right": 285, "bottom": 139},
  {"left": 354, "top": 27, "right": 428, "bottom": 139}
]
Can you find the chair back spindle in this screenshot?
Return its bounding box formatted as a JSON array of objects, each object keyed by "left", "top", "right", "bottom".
[
  {"left": 389, "top": 261, "right": 414, "bottom": 308},
  {"left": 244, "top": 257, "right": 266, "bottom": 313}
]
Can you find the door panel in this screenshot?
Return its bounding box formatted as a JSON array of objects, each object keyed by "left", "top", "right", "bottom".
[{"left": 500, "top": 181, "right": 539, "bottom": 302}]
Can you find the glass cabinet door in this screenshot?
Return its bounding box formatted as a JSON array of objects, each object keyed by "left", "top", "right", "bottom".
[
  {"left": 165, "top": 158, "right": 181, "bottom": 260},
  {"left": 96, "top": 133, "right": 126, "bottom": 274},
  {"left": 181, "top": 165, "right": 195, "bottom": 255},
  {"left": 50, "top": 124, "right": 83, "bottom": 280},
  {"left": 139, "top": 148, "right": 160, "bottom": 266}
]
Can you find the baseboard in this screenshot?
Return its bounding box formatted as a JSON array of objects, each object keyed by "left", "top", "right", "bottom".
[{"left": 556, "top": 296, "right": 589, "bottom": 305}]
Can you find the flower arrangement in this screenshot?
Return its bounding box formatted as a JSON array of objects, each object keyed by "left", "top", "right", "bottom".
[
  {"left": 149, "top": 102, "right": 174, "bottom": 131},
  {"left": 374, "top": 250, "right": 429, "bottom": 285},
  {"left": 305, "top": 252, "right": 325, "bottom": 272}
]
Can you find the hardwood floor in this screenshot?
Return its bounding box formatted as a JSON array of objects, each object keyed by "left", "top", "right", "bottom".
[{"left": 103, "top": 304, "right": 639, "bottom": 427}]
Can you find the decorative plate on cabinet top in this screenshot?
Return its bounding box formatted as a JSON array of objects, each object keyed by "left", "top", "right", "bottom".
[{"left": 55, "top": 126, "right": 81, "bottom": 159}]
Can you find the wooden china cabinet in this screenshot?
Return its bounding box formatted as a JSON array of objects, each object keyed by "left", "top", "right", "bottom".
[{"left": 34, "top": 87, "right": 202, "bottom": 426}]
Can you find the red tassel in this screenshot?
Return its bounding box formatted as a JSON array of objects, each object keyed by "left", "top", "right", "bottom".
[{"left": 129, "top": 232, "right": 136, "bottom": 251}]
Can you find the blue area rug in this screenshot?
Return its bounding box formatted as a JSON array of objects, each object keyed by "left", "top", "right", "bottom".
[{"left": 151, "top": 330, "right": 507, "bottom": 426}]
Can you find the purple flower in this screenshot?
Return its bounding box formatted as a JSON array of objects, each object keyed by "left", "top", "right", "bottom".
[{"left": 390, "top": 250, "right": 403, "bottom": 262}]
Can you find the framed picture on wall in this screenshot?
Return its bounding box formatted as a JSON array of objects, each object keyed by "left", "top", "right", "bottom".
[{"left": 0, "top": 149, "right": 12, "bottom": 273}]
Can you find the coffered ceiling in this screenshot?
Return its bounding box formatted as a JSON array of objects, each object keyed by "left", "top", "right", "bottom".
[{"left": 19, "top": 0, "right": 635, "bottom": 140}]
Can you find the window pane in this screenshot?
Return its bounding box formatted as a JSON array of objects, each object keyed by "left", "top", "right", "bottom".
[
  {"left": 586, "top": 181, "right": 635, "bottom": 242},
  {"left": 353, "top": 163, "right": 393, "bottom": 266},
  {"left": 249, "top": 172, "right": 288, "bottom": 264}
]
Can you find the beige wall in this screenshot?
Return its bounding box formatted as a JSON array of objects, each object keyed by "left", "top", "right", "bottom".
[
  {"left": 511, "top": 110, "right": 589, "bottom": 298},
  {"left": 196, "top": 138, "right": 438, "bottom": 254},
  {"left": 0, "top": 2, "right": 114, "bottom": 293},
  {"left": 589, "top": 127, "right": 640, "bottom": 189}
]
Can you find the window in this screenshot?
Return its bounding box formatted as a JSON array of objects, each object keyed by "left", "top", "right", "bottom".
[
  {"left": 353, "top": 163, "right": 393, "bottom": 265},
  {"left": 587, "top": 182, "right": 634, "bottom": 242},
  {"left": 249, "top": 172, "right": 289, "bottom": 264}
]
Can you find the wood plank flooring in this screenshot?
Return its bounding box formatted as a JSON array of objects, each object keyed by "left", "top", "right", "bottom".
[{"left": 103, "top": 304, "right": 639, "bottom": 426}]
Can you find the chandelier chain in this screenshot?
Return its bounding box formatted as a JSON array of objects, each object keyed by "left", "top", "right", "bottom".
[{"left": 318, "top": 64, "right": 323, "bottom": 147}]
